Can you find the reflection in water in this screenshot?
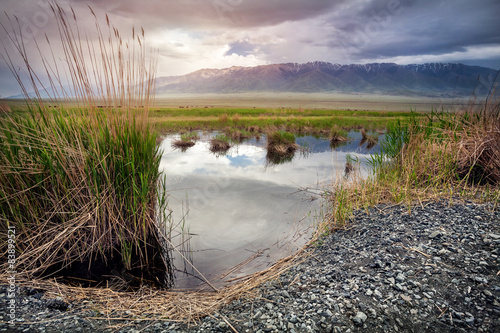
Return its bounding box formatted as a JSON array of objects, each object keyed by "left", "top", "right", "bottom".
[
  {"left": 158, "top": 131, "right": 380, "bottom": 290},
  {"left": 266, "top": 150, "right": 295, "bottom": 166}
]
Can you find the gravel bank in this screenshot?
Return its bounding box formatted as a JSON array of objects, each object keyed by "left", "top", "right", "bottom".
[{"left": 1, "top": 200, "right": 499, "bottom": 332}]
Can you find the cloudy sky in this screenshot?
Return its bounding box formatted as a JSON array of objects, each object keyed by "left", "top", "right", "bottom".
[{"left": 1, "top": 0, "right": 499, "bottom": 97}]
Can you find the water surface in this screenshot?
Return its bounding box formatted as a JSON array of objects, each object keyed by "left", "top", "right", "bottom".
[{"left": 159, "top": 131, "right": 379, "bottom": 289}]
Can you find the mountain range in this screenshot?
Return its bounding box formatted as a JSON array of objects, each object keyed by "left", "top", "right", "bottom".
[
  {"left": 156, "top": 62, "right": 498, "bottom": 97},
  {"left": 6, "top": 62, "right": 497, "bottom": 99}
]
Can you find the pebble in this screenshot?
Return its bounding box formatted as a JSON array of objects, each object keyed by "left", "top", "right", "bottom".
[
  {"left": 352, "top": 311, "right": 367, "bottom": 326},
  {"left": 1, "top": 200, "right": 498, "bottom": 333}
]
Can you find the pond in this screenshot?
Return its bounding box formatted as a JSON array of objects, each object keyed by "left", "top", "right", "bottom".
[{"left": 158, "top": 131, "right": 382, "bottom": 290}]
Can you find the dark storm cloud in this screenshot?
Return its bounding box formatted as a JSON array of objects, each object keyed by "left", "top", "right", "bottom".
[
  {"left": 323, "top": 0, "right": 500, "bottom": 62},
  {"left": 79, "top": 0, "right": 345, "bottom": 29},
  {"left": 1, "top": 0, "right": 500, "bottom": 97}
]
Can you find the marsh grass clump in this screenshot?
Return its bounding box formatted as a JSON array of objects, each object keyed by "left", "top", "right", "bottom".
[
  {"left": 360, "top": 128, "right": 379, "bottom": 149},
  {"left": 376, "top": 91, "right": 500, "bottom": 188},
  {"left": 209, "top": 134, "right": 232, "bottom": 154},
  {"left": 172, "top": 132, "right": 199, "bottom": 150},
  {"left": 227, "top": 129, "right": 252, "bottom": 142},
  {"left": 247, "top": 125, "right": 261, "bottom": 133},
  {"left": 326, "top": 88, "right": 500, "bottom": 230},
  {"left": 344, "top": 154, "right": 359, "bottom": 177},
  {"left": 266, "top": 130, "right": 299, "bottom": 155},
  {"left": 330, "top": 126, "right": 349, "bottom": 149},
  {"left": 232, "top": 113, "right": 241, "bottom": 122},
  {"left": 330, "top": 126, "right": 349, "bottom": 142},
  {"left": 265, "top": 130, "right": 300, "bottom": 166},
  {"left": 0, "top": 3, "right": 173, "bottom": 287},
  {"left": 219, "top": 113, "right": 229, "bottom": 123}
]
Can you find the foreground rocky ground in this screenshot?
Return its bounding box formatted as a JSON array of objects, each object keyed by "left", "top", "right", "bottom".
[{"left": 1, "top": 199, "right": 499, "bottom": 332}]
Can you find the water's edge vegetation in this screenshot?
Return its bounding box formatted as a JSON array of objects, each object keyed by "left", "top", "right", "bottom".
[
  {"left": 0, "top": 3, "right": 173, "bottom": 287},
  {"left": 0, "top": 1, "right": 498, "bottom": 324},
  {"left": 325, "top": 93, "right": 499, "bottom": 236}
]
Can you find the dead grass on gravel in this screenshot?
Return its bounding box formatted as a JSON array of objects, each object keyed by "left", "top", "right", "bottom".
[{"left": 0, "top": 247, "right": 309, "bottom": 327}]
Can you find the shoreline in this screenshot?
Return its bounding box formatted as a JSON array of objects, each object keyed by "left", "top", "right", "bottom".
[{"left": 1, "top": 199, "right": 498, "bottom": 332}]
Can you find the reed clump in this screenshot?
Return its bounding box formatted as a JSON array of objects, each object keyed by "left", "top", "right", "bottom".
[
  {"left": 172, "top": 132, "right": 199, "bottom": 150},
  {"left": 266, "top": 130, "right": 299, "bottom": 155},
  {"left": 219, "top": 113, "right": 229, "bottom": 123},
  {"left": 209, "top": 134, "right": 232, "bottom": 153},
  {"left": 326, "top": 87, "right": 500, "bottom": 230},
  {"left": 0, "top": 3, "right": 173, "bottom": 287},
  {"left": 360, "top": 128, "right": 379, "bottom": 149},
  {"left": 330, "top": 126, "right": 349, "bottom": 143}
]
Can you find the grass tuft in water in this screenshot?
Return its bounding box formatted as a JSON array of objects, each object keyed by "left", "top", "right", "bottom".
[
  {"left": 172, "top": 132, "right": 199, "bottom": 150},
  {"left": 209, "top": 134, "right": 232, "bottom": 154},
  {"left": 266, "top": 130, "right": 299, "bottom": 155}
]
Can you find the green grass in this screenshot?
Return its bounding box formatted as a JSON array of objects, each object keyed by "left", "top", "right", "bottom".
[
  {"left": 0, "top": 4, "right": 173, "bottom": 286},
  {"left": 266, "top": 130, "right": 300, "bottom": 163},
  {"left": 150, "top": 107, "right": 420, "bottom": 136},
  {"left": 325, "top": 95, "right": 500, "bottom": 230},
  {"left": 180, "top": 131, "right": 200, "bottom": 142},
  {"left": 209, "top": 134, "right": 232, "bottom": 154}
]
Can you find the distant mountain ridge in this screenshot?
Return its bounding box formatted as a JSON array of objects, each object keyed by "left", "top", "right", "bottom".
[{"left": 156, "top": 62, "right": 497, "bottom": 97}]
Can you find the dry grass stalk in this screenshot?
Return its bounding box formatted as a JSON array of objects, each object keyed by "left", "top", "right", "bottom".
[
  {"left": 0, "top": 245, "right": 309, "bottom": 324},
  {"left": 0, "top": 2, "right": 170, "bottom": 286}
]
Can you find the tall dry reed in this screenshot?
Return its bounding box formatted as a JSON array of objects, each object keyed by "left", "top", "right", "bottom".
[{"left": 0, "top": 2, "right": 172, "bottom": 286}]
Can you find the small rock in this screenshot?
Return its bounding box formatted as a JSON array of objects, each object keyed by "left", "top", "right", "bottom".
[
  {"left": 429, "top": 231, "right": 442, "bottom": 239},
  {"left": 352, "top": 311, "right": 367, "bottom": 326},
  {"left": 422, "top": 292, "right": 433, "bottom": 299},
  {"left": 400, "top": 294, "right": 412, "bottom": 302},
  {"left": 394, "top": 283, "right": 404, "bottom": 291},
  {"left": 46, "top": 299, "right": 69, "bottom": 311},
  {"left": 474, "top": 276, "right": 488, "bottom": 284}
]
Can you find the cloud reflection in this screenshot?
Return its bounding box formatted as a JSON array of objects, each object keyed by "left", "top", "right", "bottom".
[{"left": 158, "top": 134, "right": 374, "bottom": 289}]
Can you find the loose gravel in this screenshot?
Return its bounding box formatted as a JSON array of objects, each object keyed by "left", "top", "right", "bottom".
[{"left": 1, "top": 199, "right": 499, "bottom": 332}]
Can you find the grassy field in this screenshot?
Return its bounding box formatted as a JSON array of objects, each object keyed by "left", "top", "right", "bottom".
[
  {"left": 3, "top": 101, "right": 424, "bottom": 136},
  {"left": 149, "top": 106, "right": 421, "bottom": 135},
  {"left": 154, "top": 92, "right": 468, "bottom": 110}
]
